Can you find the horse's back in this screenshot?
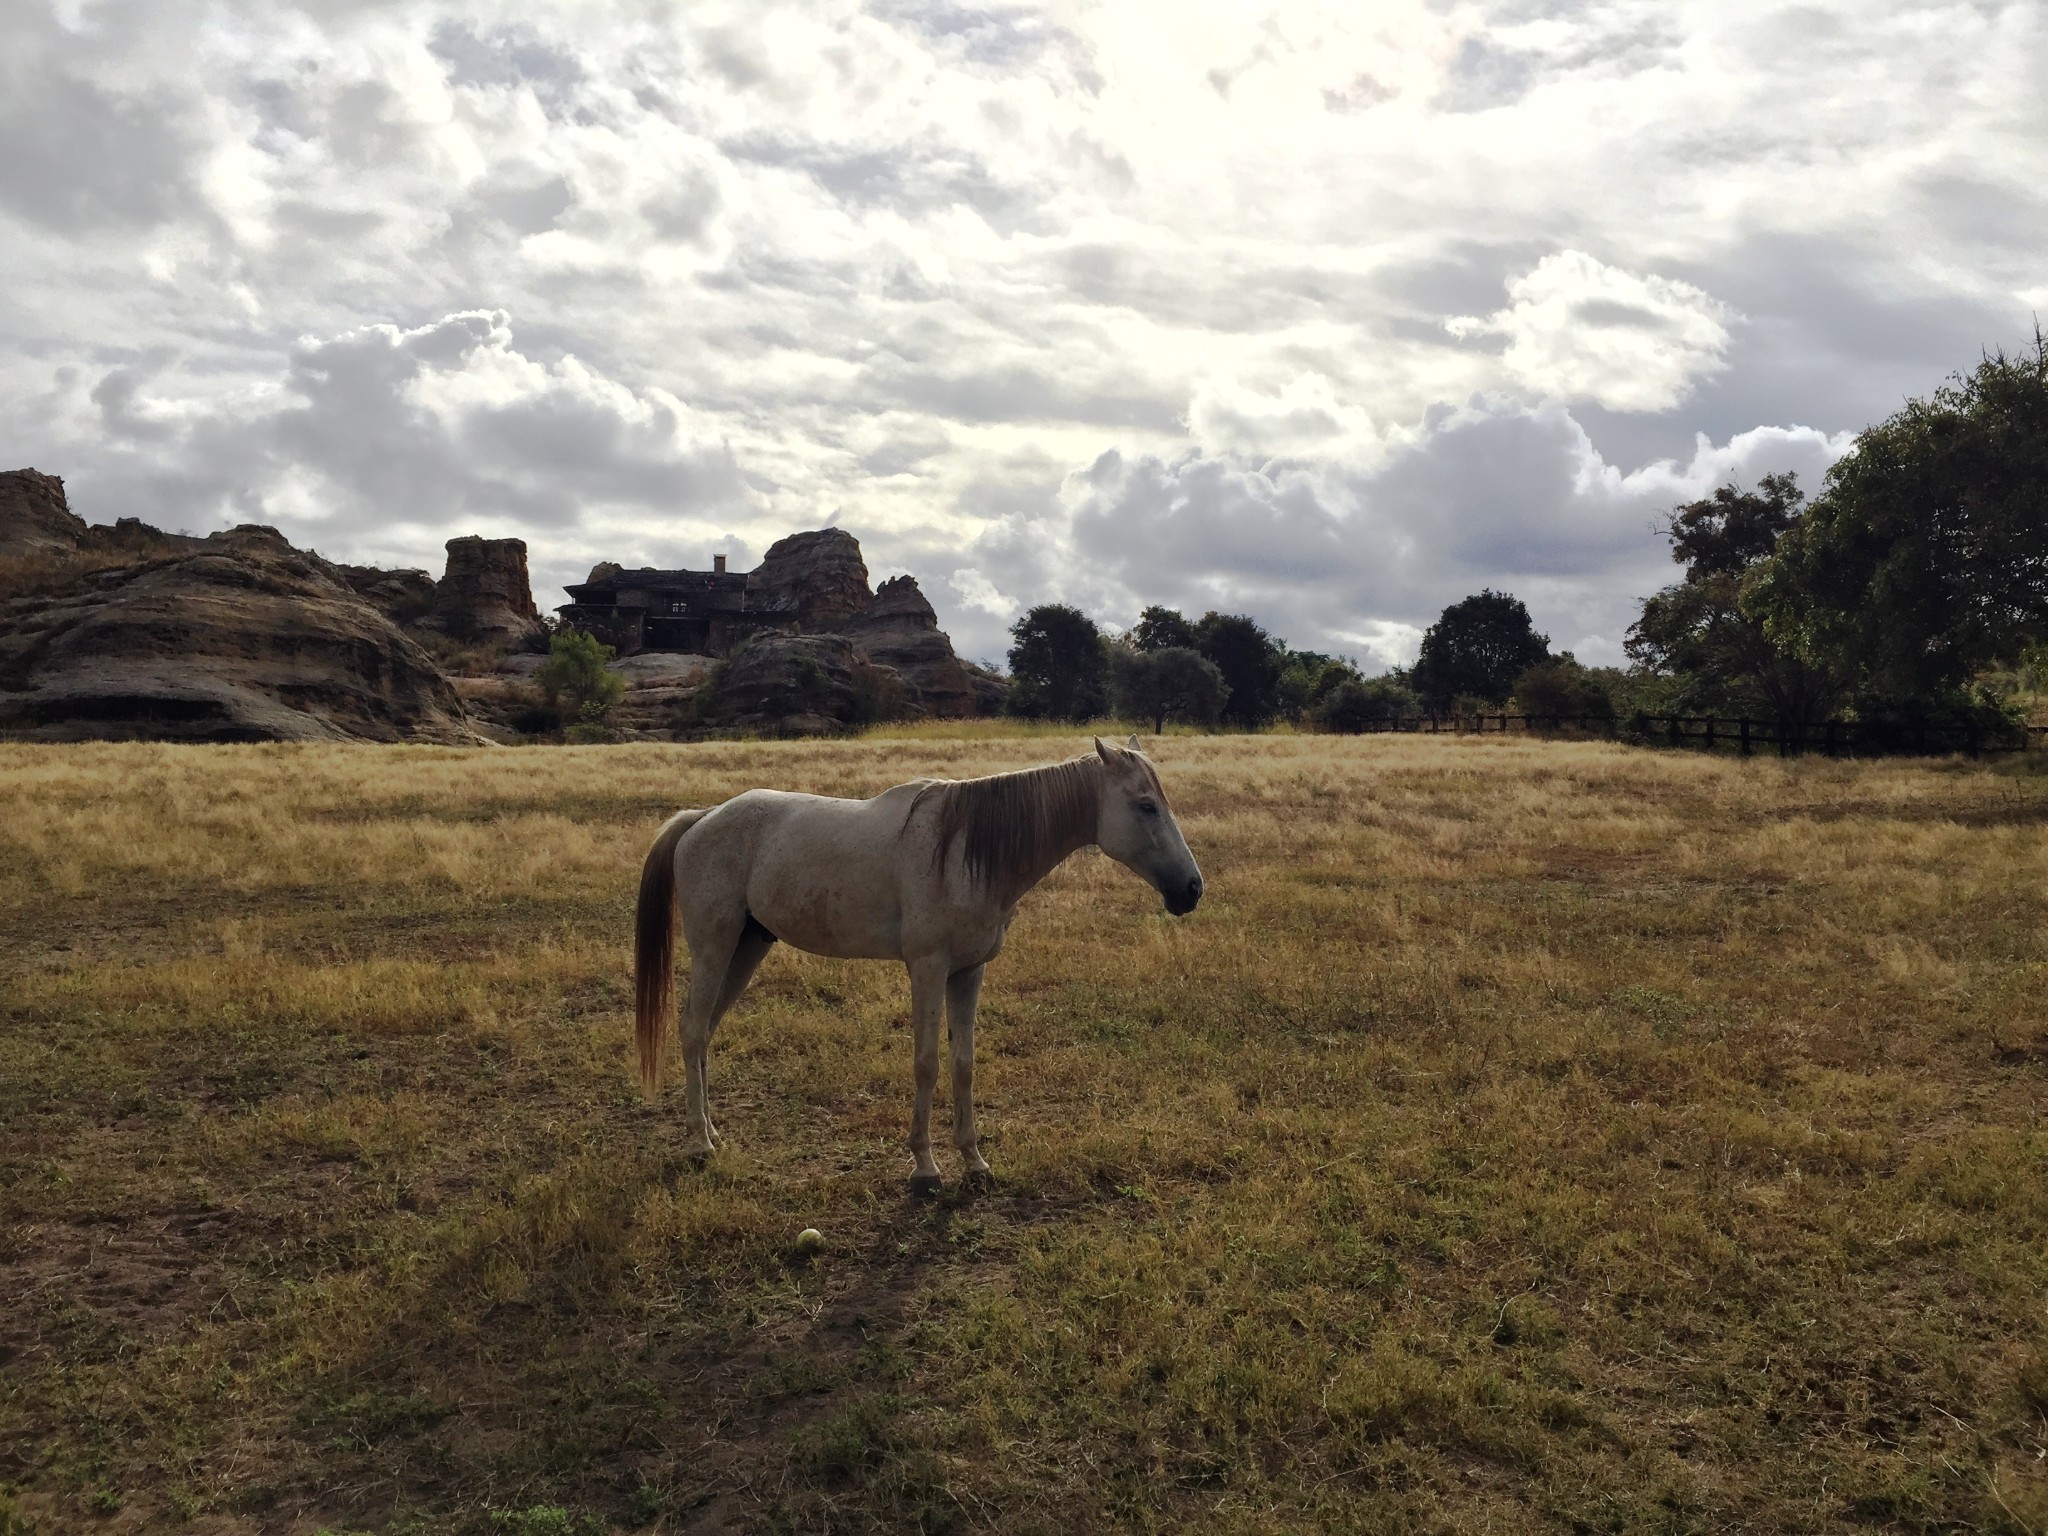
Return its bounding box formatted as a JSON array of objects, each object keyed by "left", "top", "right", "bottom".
[{"left": 675, "top": 784, "right": 928, "bottom": 959}]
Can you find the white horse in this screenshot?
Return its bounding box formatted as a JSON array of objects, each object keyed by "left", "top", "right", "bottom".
[{"left": 634, "top": 736, "right": 1203, "bottom": 1192}]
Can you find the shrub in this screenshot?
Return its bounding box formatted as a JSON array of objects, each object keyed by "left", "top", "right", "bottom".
[{"left": 537, "top": 630, "right": 626, "bottom": 724}]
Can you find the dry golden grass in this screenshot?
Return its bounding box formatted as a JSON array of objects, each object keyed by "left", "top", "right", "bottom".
[{"left": 1, "top": 730, "right": 2045, "bottom": 1535}]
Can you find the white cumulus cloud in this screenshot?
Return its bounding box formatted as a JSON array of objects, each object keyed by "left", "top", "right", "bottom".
[{"left": 1448, "top": 250, "right": 1735, "bottom": 413}]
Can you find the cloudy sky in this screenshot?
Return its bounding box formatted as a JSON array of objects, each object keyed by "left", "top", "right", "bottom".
[{"left": 3, "top": 1, "right": 2043, "bottom": 667}]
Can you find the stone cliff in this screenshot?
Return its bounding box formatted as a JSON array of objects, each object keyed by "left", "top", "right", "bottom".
[
  {"left": 0, "top": 521, "right": 478, "bottom": 744},
  {"left": 0, "top": 469, "right": 89, "bottom": 557}
]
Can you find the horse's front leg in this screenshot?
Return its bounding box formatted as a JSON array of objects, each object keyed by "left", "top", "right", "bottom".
[
  {"left": 906, "top": 957, "right": 948, "bottom": 1196},
  {"left": 947, "top": 964, "right": 991, "bottom": 1184}
]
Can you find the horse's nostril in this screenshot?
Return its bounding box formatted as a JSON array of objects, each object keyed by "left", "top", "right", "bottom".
[{"left": 1188, "top": 876, "right": 1204, "bottom": 903}]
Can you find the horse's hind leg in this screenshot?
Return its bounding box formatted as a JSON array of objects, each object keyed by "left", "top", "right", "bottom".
[
  {"left": 677, "top": 925, "right": 774, "bottom": 1159},
  {"left": 677, "top": 956, "right": 727, "bottom": 1160}
]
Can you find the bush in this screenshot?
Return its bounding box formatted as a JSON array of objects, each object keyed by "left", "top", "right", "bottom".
[
  {"left": 537, "top": 629, "right": 626, "bottom": 724},
  {"left": 1512, "top": 657, "right": 1617, "bottom": 721},
  {"left": 1314, "top": 676, "right": 1419, "bottom": 732}
]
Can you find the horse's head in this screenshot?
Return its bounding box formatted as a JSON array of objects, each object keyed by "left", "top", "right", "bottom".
[{"left": 1093, "top": 735, "right": 1203, "bottom": 917}]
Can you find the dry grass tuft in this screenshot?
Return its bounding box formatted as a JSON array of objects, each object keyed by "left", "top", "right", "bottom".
[{"left": 1, "top": 730, "right": 2044, "bottom": 1533}]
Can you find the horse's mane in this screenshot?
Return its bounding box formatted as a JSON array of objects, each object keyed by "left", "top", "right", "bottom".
[{"left": 916, "top": 755, "right": 1106, "bottom": 891}]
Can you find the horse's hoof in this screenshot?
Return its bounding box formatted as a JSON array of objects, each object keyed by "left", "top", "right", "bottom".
[
  {"left": 962, "top": 1167, "right": 996, "bottom": 1192},
  {"left": 908, "top": 1172, "right": 945, "bottom": 1198}
]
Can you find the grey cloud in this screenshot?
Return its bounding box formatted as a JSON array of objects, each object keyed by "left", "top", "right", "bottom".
[
  {"left": 1057, "top": 404, "right": 1836, "bottom": 664},
  {"left": 92, "top": 369, "right": 174, "bottom": 441},
  {"left": 722, "top": 133, "right": 1040, "bottom": 229},
  {"left": 871, "top": 358, "right": 1184, "bottom": 432},
  {"left": 0, "top": 37, "right": 202, "bottom": 233},
  {"left": 48, "top": 313, "right": 751, "bottom": 565},
  {"left": 467, "top": 174, "right": 577, "bottom": 236},
  {"left": 429, "top": 21, "right": 585, "bottom": 106},
  {"left": 1435, "top": 38, "right": 1539, "bottom": 113},
  {"left": 642, "top": 164, "right": 723, "bottom": 243}
]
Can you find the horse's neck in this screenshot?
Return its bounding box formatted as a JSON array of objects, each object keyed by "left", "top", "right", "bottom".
[{"left": 996, "top": 758, "right": 1101, "bottom": 906}]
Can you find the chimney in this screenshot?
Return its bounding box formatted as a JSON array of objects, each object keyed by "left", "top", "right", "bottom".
[{"left": 713, "top": 553, "right": 727, "bottom": 574}]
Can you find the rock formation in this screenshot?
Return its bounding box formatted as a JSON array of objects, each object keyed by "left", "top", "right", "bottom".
[
  {"left": 708, "top": 633, "right": 907, "bottom": 736},
  {"left": 422, "top": 535, "right": 544, "bottom": 646},
  {"left": 746, "top": 529, "right": 872, "bottom": 630},
  {"left": 336, "top": 564, "right": 437, "bottom": 626},
  {"left": 0, "top": 520, "right": 478, "bottom": 744},
  {"left": 0, "top": 469, "right": 89, "bottom": 557},
  {"left": 836, "top": 574, "right": 980, "bottom": 717}
]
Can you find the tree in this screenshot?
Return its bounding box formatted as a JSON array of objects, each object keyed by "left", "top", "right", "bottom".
[
  {"left": 1130, "top": 604, "right": 1198, "bottom": 653},
  {"left": 1006, "top": 604, "right": 1111, "bottom": 721},
  {"left": 1511, "top": 655, "right": 1616, "bottom": 719},
  {"left": 1314, "top": 675, "right": 1419, "bottom": 732},
  {"left": 1113, "top": 646, "right": 1229, "bottom": 734},
  {"left": 1276, "top": 649, "right": 1360, "bottom": 718},
  {"left": 1411, "top": 590, "right": 1550, "bottom": 709},
  {"left": 1751, "top": 335, "right": 2048, "bottom": 700},
  {"left": 538, "top": 628, "right": 626, "bottom": 723},
  {"left": 1626, "top": 473, "right": 1843, "bottom": 730},
  {"left": 1194, "top": 612, "right": 1286, "bottom": 728}
]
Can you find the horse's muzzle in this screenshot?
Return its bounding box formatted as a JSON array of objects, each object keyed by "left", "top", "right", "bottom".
[{"left": 1163, "top": 873, "right": 1203, "bottom": 916}]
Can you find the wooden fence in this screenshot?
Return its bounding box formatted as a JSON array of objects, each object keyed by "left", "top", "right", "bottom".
[{"left": 1345, "top": 712, "right": 2048, "bottom": 757}]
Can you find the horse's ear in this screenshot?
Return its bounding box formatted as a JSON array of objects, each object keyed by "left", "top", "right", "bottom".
[
  {"left": 1125, "top": 733, "right": 1142, "bottom": 752},
  {"left": 1094, "top": 736, "right": 1116, "bottom": 765}
]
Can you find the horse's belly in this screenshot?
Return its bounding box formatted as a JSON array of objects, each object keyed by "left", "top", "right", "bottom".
[{"left": 746, "top": 868, "right": 902, "bottom": 960}]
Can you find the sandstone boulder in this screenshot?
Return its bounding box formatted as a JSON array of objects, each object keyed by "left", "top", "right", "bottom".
[
  {"left": 838, "top": 574, "right": 981, "bottom": 717},
  {"left": 423, "top": 535, "right": 544, "bottom": 646},
  {"left": 0, "top": 469, "right": 89, "bottom": 557},
  {"left": 708, "top": 632, "right": 907, "bottom": 736},
  {"left": 0, "top": 523, "right": 479, "bottom": 743},
  {"left": 746, "top": 529, "right": 871, "bottom": 630}
]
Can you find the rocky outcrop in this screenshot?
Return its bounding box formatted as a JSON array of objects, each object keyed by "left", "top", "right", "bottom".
[
  {"left": 422, "top": 536, "right": 543, "bottom": 646},
  {"left": 336, "top": 564, "right": 437, "bottom": 626},
  {"left": 0, "top": 470, "right": 89, "bottom": 557},
  {"left": 746, "top": 529, "right": 871, "bottom": 630},
  {"left": 708, "top": 633, "right": 907, "bottom": 736},
  {"left": 0, "top": 524, "right": 479, "bottom": 744},
  {"left": 837, "top": 574, "right": 981, "bottom": 717}
]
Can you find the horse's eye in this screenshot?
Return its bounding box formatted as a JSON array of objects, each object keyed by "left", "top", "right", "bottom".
[{"left": 1135, "top": 798, "right": 1158, "bottom": 815}]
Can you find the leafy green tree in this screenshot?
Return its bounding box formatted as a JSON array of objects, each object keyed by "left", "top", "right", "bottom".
[
  {"left": 1752, "top": 335, "right": 2048, "bottom": 699},
  {"left": 1626, "top": 473, "right": 1842, "bottom": 729},
  {"left": 1130, "top": 604, "right": 1198, "bottom": 653},
  {"left": 1276, "top": 650, "right": 1360, "bottom": 717},
  {"left": 1194, "top": 612, "right": 1286, "bottom": 728},
  {"left": 1411, "top": 590, "right": 1550, "bottom": 709},
  {"left": 1113, "top": 646, "right": 1229, "bottom": 734},
  {"left": 1511, "top": 654, "right": 1617, "bottom": 719},
  {"left": 538, "top": 629, "right": 626, "bottom": 723},
  {"left": 1007, "top": 603, "right": 1111, "bottom": 721},
  {"left": 1314, "top": 676, "right": 1419, "bottom": 732}
]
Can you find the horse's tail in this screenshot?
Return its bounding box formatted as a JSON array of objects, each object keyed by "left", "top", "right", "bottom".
[{"left": 635, "top": 808, "right": 710, "bottom": 1097}]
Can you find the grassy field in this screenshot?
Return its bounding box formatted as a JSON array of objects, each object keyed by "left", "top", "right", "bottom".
[{"left": 2, "top": 729, "right": 2045, "bottom": 1535}]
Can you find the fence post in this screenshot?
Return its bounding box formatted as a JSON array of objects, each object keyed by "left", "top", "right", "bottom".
[
  {"left": 1739, "top": 718, "right": 1751, "bottom": 757},
  {"left": 1704, "top": 717, "right": 1717, "bottom": 753},
  {"left": 1667, "top": 715, "right": 1681, "bottom": 748}
]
